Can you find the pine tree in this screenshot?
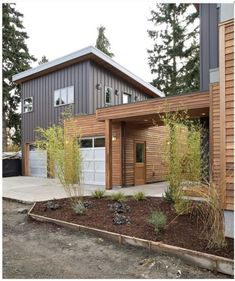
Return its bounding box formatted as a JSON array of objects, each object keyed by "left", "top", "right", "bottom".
[
  {"left": 38, "top": 55, "right": 49, "bottom": 65},
  {"left": 95, "top": 25, "right": 114, "bottom": 58},
  {"left": 147, "top": 4, "right": 199, "bottom": 96},
  {"left": 2, "top": 3, "right": 36, "bottom": 149}
]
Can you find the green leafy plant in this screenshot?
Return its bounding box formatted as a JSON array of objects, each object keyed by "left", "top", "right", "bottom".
[
  {"left": 133, "top": 191, "right": 146, "bottom": 201},
  {"left": 158, "top": 109, "right": 203, "bottom": 214},
  {"left": 92, "top": 189, "right": 105, "bottom": 199},
  {"left": 72, "top": 200, "right": 86, "bottom": 215},
  {"left": 163, "top": 187, "right": 175, "bottom": 203},
  {"left": 111, "top": 192, "right": 127, "bottom": 202},
  {"left": 35, "top": 108, "right": 83, "bottom": 207},
  {"left": 148, "top": 212, "right": 167, "bottom": 234}
]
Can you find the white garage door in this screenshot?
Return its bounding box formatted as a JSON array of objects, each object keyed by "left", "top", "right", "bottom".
[
  {"left": 80, "top": 137, "right": 105, "bottom": 185},
  {"left": 29, "top": 145, "right": 47, "bottom": 177}
]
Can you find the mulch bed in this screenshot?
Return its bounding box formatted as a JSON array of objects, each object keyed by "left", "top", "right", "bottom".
[{"left": 32, "top": 196, "right": 234, "bottom": 259}]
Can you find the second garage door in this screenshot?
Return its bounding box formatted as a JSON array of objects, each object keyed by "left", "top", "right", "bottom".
[
  {"left": 29, "top": 145, "right": 47, "bottom": 177},
  {"left": 80, "top": 137, "right": 105, "bottom": 185}
]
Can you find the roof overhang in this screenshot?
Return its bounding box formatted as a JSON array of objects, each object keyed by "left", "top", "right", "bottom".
[
  {"left": 12, "top": 46, "right": 165, "bottom": 98},
  {"left": 96, "top": 90, "right": 210, "bottom": 124}
]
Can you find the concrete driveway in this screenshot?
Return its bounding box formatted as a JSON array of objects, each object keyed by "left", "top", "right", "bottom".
[{"left": 3, "top": 176, "right": 167, "bottom": 203}]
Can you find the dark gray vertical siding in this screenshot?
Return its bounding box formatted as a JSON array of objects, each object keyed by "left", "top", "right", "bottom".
[
  {"left": 22, "top": 61, "right": 90, "bottom": 144},
  {"left": 22, "top": 59, "right": 153, "bottom": 147},
  {"left": 200, "top": 4, "right": 219, "bottom": 91},
  {"left": 89, "top": 61, "right": 151, "bottom": 109}
]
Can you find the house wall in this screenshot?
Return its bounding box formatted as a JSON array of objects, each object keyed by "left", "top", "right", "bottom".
[
  {"left": 223, "top": 20, "right": 234, "bottom": 211},
  {"left": 122, "top": 123, "right": 168, "bottom": 186},
  {"left": 89, "top": 61, "right": 148, "bottom": 112},
  {"left": 22, "top": 60, "right": 152, "bottom": 145},
  {"left": 199, "top": 4, "right": 219, "bottom": 91}
]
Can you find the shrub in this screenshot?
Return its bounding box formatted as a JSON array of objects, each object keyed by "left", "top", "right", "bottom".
[
  {"left": 148, "top": 212, "right": 167, "bottom": 234},
  {"left": 163, "top": 187, "right": 174, "bottom": 203},
  {"left": 91, "top": 189, "right": 105, "bottom": 199},
  {"left": 111, "top": 192, "right": 126, "bottom": 202},
  {"left": 72, "top": 200, "right": 86, "bottom": 215},
  {"left": 133, "top": 191, "right": 146, "bottom": 201}
]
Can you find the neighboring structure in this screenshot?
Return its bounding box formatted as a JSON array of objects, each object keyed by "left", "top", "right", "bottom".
[{"left": 13, "top": 4, "right": 234, "bottom": 237}]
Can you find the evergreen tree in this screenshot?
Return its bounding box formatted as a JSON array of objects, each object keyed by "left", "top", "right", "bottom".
[
  {"left": 38, "top": 55, "right": 49, "bottom": 65},
  {"left": 95, "top": 25, "right": 114, "bottom": 58},
  {"left": 147, "top": 4, "right": 199, "bottom": 96},
  {"left": 2, "top": 3, "right": 36, "bottom": 149}
]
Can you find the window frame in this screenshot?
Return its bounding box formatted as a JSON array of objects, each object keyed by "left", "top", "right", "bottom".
[
  {"left": 23, "top": 97, "right": 33, "bottom": 113},
  {"left": 122, "top": 92, "right": 131, "bottom": 104},
  {"left": 79, "top": 136, "right": 105, "bottom": 149},
  {"left": 54, "top": 85, "right": 74, "bottom": 107},
  {"left": 104, "top": 86, "right": 112, "bottom": 105}
]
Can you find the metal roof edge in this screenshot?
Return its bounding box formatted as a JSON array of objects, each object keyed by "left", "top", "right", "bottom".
[{"left": 12, "top": 45, "right": 165, "bottom": 98}]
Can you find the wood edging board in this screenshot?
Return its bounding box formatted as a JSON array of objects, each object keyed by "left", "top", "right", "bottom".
[{"left": 28, "top": 205, "right": 234, "bottom": 276}]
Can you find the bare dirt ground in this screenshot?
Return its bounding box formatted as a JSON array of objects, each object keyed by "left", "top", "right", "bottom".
[{"left": 3, "top": 199, "right": 230, "bottom": 279}]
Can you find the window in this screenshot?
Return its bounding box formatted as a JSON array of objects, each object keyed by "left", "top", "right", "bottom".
[
  {"left": 94, "top": 137, "right": 105, "bottom": 147},
  {"left": 80, "top": 139, "right": 93, "bottom": 148},
  {"left": 54, "top": 86, "right": 74, "bottom": 106},
  {"left": 80, "top": 137, "right": 105, "bottom": 148},
  {"left": 136, "top": 143, "right": 145, "bottom": 163},
  {"left": 23, "top": 97, "right": 33, "bottom": 113},
  {"left": 122, "top": 93, "right": 131, "bottom": 104},
  {"left": 105, "top": 86, "right": 112, "bottom": 105}
]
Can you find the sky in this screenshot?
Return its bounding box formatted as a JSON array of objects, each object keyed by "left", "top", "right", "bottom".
[{"left": 15, "top": 1, "right": 161, "bottom": 82}]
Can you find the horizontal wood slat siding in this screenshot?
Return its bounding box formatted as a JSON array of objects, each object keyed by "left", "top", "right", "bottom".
[
  {"left": 210, "top": 83, "right": 221, "bottom": 184},
  {"left": 124, "top": 124, "right": 168, "bottom": 186},
  {"left": 96, "top": 91, "right": 209, "bottom": 121},
  {"left": 224, "top": 20, "right": 234, "bottom": 210}
]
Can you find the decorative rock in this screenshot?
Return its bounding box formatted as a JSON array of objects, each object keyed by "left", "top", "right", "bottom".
[
  {"left": 108, "top": 202, "right": 130, "bottom": 214},
  {"left": 113, "top": 213, "right": 130, "bottom": 225},
  {"left": 45, "top": 200, "right": 60, "bottom": 211},
  {"left": 83, "top": 201, "right": 92, "bottom": 208}
]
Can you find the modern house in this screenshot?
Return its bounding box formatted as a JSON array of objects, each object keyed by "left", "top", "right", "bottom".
[{"left": 12, "top": 3, "right": 234, "bottom": 237}]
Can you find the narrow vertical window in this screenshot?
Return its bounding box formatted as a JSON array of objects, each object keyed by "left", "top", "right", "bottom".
[{"left": 105, "top": 86, "right": 112, "bottom": 105}]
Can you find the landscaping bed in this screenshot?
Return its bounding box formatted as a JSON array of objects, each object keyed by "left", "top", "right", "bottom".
[{"left": 31, "top": 196, "right": 234, "bottom": 259}]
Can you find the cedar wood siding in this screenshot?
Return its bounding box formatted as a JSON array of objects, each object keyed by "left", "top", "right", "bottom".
[
  {"left": 65, "top": 115, "right": 167, "bottom": 187},
  {"left": 224, "top": 20, "right": 234, "bottom": 210},
  {"left": 210, "top": 19, "right": 234, "bottom": 210},
  {"left": 21, "top": 60, "right": 153, "bottom": 145}
]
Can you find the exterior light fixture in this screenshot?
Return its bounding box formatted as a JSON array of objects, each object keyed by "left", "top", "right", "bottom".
[
  {"left": 96, "top": 83, "right": 101, "bottom": 90},
  {"left": 134, "top": 96, "right": 138, "bottom": 101},
  {"left": 112, "top": 134, "right": 117, "bottom": 141},
  {"left": 115, "top": 89, "right": 119, "bottom": 95},
  {"left": 201, "top": 112, "right": 206, "bottom": 116}
]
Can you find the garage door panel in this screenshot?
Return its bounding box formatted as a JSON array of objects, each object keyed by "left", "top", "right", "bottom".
[
  {"left": 94, "top": 172, "right": 105, "bottom": 184},
  {"left": 80, "top": 137, "right": 105, "bottom": 185},
  {"left": 29, "top": 149, "right": 47, "bottom": 178},
  {"left": 94, "top": 149, "right": 105, "bottom": 159},
  {"left": 95, "top": 161, "right": 105, "bottom": 171}
]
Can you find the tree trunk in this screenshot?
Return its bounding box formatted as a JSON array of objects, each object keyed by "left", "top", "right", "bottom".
[{"left": 2, "top": 113, "right": 8, "bottom": 151}]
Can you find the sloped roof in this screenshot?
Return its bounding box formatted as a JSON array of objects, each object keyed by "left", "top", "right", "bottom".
[{"left": 12, "top": 46, "right": 165, "bottom": 98}]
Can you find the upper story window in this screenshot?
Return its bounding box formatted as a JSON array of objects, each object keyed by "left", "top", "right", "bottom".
[
  {"left": 105, "top": 86, "right": 112, "bottom": 105},
  {"left": 23, "top": 97, "right": 33, "bottom": 113},
  {"left": 54, "top": 86, "right": 74, "bottom": 106},
  {"left": 122, "top": 93, "right": 131, "bottom": 104}
]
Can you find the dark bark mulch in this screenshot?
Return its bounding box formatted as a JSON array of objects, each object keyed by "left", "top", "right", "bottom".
[{"left": 32, "top": 197, "right": 234, "bottom": 259}]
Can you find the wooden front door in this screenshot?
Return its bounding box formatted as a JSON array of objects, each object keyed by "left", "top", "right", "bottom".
[{"left": 134, "top": 141, "right": 146, "bottom": 185}]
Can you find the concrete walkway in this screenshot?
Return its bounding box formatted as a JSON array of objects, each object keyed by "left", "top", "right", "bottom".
[{"left": 3, "top": 176, "right": 167, "bottom": 203}]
